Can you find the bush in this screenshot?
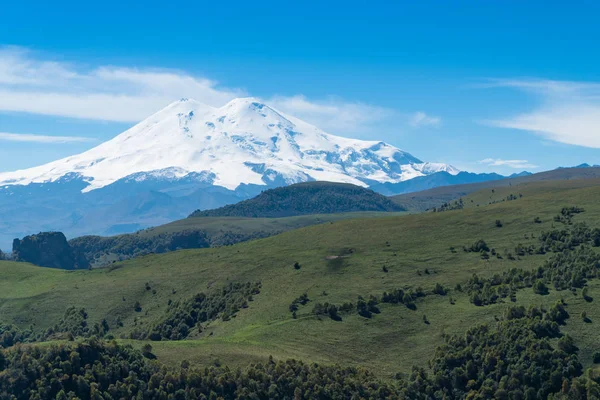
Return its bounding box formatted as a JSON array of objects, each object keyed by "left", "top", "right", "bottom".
[
  {"left": 583, "top": 287, "right": 593, "bottom": 302},
  {"left": 141, "top": 343, "right": 155, "bottom": 359},
  {"left": 466, "top": 239, "right": 490, "bottom": 253},
  {"left": 433, "top": 283, "right": 447, "bottom": 296},
  {"left": 533, "top": 280, "right": 549, "bottom": 295},
  {"left": 495, "top": 220, "right": 503, "bottom": 228}
]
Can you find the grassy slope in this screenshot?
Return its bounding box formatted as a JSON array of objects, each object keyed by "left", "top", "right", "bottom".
[
  {"left": 392, "top": 166, "right": 600, "bottom": 211},
  {"left": 74, "top": 212, "right": 404, "bottom": 267},
  {"left": 3, "top": 180, "right": 600, "bottom": 377},
  {"left": 140, "top": 212, "right": 402, "bottom": 237}
]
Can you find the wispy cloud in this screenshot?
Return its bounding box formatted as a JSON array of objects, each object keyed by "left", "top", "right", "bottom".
[
  {"left": 0, "top": 132, "right": 95, "bottom": 143},
  {"left": 0, "top": 46, "right": 242, "bottom": 122},
  {"left": 269, "top": 95, "right": 394, "bottom": 133},
  {"left": 483, "top": 78, "right": 600, "bottom": 149},
  {"left": 479, "top": 158, "right": 539, "bottom": 169},
  {"left": 409, "top": 111, "right": 441, "bottom": 128},
  {"left": 0, "top": 46, "right": 403, "bottom": 136}
]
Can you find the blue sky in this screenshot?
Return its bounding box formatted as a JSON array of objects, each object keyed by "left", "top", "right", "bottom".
[{"left": 1, "top": 0, "right": 600, "bottom": 174}]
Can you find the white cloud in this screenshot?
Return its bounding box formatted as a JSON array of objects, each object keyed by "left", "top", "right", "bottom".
[
  {"left": 484, "top": 78, "right": 600, "bottom": 148},
  {"left": 0, "top": 47, "right": 398, "bottom": 136},
  {"left": 0, "top": 46, "right": 243, "bottom": 122},
  {"left": 409, "top": 111, "right": 441, "bottom": 128},
  {"left": 269, "top": 95, "right": 394, "bottom": 133},
  {"left": 0, "top": 132, "right": 94, "bottom": 144},
  {"left": 479, "top": 158, "right": 539, "bottom": 169}
]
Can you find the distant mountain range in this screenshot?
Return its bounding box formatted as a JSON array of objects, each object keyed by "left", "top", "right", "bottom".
[{"left": 557, "top": 163, "right": 600, "bottom": 169}]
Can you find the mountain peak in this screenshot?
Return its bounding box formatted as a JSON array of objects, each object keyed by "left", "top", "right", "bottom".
[
  {"left": 165, "top": 97, "right": 206, "bottom": 107},
  {"left": 221, "top": 97, "right": 279, "bottom": 117},
  {"left": 225, "top": 96, "right": 264, "bottom": 106}
]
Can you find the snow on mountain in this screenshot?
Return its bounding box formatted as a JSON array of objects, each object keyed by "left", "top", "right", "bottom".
[{"left": 0, "top": 97, "right": 458, "bottom": 192}]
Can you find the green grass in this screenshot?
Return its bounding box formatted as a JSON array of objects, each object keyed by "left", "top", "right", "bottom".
[
  {"left": 142, "top": 211, "right": 405, "bottom": 237},
  {"left": 75, "top": 211, "right": 405, "bottom": 267},
  {"left": 3, "top": 180, "right": 600, "bottom": 376},
  {"left": 392, "top": 167, "right": 600, "bottom": 211}
]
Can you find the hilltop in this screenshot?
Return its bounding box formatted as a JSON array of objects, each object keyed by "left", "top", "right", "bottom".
[{"left": 190, "top": 181, "right": 405, "bottom": 218}]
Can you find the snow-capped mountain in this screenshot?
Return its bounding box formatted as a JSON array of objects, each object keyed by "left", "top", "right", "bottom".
[
  {"left": 0, "top": 97, "right": 465, "bottom": 249},
  {"left": 0, "top": 97, "right": 458, "bottom": 191}
]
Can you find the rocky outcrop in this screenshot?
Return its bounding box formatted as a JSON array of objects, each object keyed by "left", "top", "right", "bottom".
[{"left": 13, "top": 232, "right": 88, "bottom": 269}]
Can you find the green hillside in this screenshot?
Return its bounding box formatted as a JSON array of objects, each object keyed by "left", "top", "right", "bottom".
[
  {"left": 70, "top": 211, "right": 401, "bottom": 268},
  {"left": 3, "top": 179, "right": 600, "bottom": 397},
  {"left": 190, "top": 181, "right": 405, "bottom": 218},
  {"left": 392, "top": 166, "right": 600, "bottom": 211},
  {"left": 0, "top": 180, "right": 600, "bottom": 376}
]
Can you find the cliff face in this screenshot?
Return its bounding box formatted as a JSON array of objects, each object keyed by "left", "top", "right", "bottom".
[{"left": 13, "top": 232, "right": 88, "bottom": 269}]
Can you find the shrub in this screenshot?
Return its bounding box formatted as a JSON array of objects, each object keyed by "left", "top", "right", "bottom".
[
  {"left": 583, "top": 287, "right": 593, "bottom": 302},
  {"left": 533, "top": 280, "right": 549, "bottom": 295},
  {"left": 466, "top": 239, "right": 489, "bottom": 253},
  {"left": 433, "top": 283, "right": 447, "bottom": 296}
]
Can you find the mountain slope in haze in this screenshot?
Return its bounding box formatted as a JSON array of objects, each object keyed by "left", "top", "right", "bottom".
[
  {"left": 369, "top": 171, "right": 511, "bottom": 196},
  {"left": 392, "top": 166, "right": 600, "bottom": 211},
  {"left": 0, "top": 97, "right": 457, "bottom": 192},
  {"left": 190, "top": 181, "right": 405, "bottom": 218}
]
